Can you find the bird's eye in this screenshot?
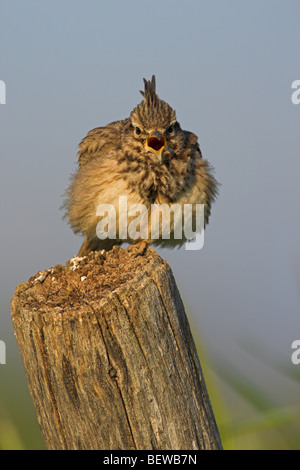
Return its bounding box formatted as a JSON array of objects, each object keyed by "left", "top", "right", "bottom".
[
  {"left": 167, "top": 124, "right": 174, "bottom": 134},
  {"left": 135, "top": 127, "right": 141, "bottom": 136}
]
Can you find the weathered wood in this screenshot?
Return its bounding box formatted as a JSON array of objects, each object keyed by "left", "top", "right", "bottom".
[{"left": 11, "top": 243, "right": 222, "bottom": 450}]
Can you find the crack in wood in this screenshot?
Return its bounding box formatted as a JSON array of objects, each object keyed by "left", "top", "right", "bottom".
[
  {"left": 62, "top": 354, "right": 80, "bottom": 410},
  {"left": 83, "top": 299, "right": 138, "bottom": 450},
  {"left": 38, "top": 326, "right": 68, "bottom": 449}
]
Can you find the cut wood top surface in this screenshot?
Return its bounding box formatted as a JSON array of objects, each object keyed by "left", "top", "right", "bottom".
[{"left": 15, "top": 242, "right": 169, "bottom": 308}]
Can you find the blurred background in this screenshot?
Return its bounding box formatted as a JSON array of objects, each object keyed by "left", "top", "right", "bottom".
[{"left": 0, "top": 0, "right": 299, "bottom": 450}]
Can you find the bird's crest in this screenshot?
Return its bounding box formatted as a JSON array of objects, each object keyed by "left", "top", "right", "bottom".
[
  {"left": 139, "top": 75, "right": 158, "bottom": 106},
  {"left": 131, "top": 75, "right": 176, "bottom": 129}
]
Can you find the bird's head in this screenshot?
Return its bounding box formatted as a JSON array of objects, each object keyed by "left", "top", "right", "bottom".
[{"left": 128, "top": 75, "right": 183, "bottom": 163}]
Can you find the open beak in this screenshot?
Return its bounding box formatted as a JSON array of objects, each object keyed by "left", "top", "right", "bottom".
[{"left": 146, "top": 132, "right": 166, "bottom": 161}]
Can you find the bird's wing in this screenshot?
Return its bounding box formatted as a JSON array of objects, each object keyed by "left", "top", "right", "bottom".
[{"left": 77, "top": 120, "right": 124, "bottom": 167}]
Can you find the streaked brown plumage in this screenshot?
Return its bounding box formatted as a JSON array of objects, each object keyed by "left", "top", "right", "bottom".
[{"left": 64, "top": 76, "right": 218, "bottom": 256}]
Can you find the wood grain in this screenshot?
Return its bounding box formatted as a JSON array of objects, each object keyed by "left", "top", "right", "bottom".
[{"left": 11, "top": 243, "right": 222, "bottom": 450}]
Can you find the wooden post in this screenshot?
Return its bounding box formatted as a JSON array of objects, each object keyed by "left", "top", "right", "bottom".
[{"left": 11, "top": 244, "right": 222, "bottom": 450}]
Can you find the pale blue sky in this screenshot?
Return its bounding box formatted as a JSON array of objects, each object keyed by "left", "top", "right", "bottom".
[{"left": 1, "top": 0, "right": 300, "bottom": 426}]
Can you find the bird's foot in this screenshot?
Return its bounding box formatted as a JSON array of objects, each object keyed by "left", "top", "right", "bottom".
[{"left": 127, "top": 240, "right": 148, "bottom": 257}]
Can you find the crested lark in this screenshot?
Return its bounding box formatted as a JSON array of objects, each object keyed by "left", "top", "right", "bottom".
[{"left": 65, "top": 76, "right": 218, "bottom": 256}]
